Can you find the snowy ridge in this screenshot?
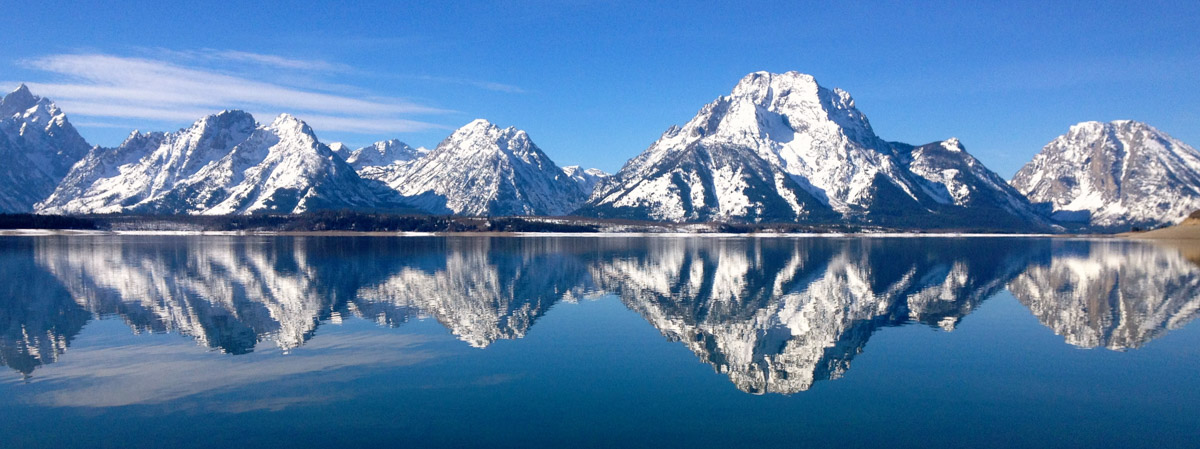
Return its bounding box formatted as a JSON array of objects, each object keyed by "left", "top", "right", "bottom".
[
  {"left": 37, "top": 111, "right": 399, "bottom": 215},
  {"left": 0, "top": 85, "right": 92, "bottom": 212},
  {"left": 332, "top": 139, "right": 427, "bottom": 170},
  {"left": 562, "top": 165, "right": 609, "bottom": 196},
  {"left": 1011, "top": 120, "right": 1200, "bottom": 230}
]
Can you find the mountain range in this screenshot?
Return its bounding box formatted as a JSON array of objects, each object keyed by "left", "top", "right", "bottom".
[
  {"left": 38, "top": 110, "right": 402, "bottom": 215},
  {"left": 3, "top": 73, "right": 1199, "bottom": 231}
]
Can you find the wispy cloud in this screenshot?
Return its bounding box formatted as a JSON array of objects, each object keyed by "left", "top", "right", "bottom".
[
  {"left": 17, "top": 52, "right": 453, "bottom": 134},
  {"left": 413, "top": 75, "right": 528, "bottom": 94},
  {"left": 165, "top": 48, "right": 355, "bottom": 72}
]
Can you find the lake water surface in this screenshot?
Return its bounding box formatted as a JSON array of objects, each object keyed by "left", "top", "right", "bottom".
[{"left": 1, "top": 235, "right": 1199, "bottom": 448}]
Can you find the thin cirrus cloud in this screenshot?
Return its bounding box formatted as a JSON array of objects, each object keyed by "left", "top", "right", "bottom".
[
  {"left": 411, "top": 75, "right": 527, "bottom": 94},
  {"left": 157, "top": 48, "right": 356, "bottom": 72},
  {"left": 17, "top": 52, "right": 453, "bottom": 134}
]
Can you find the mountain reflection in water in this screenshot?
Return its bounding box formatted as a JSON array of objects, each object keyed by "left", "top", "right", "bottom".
[{"left": 2, "top": 235, "right": 1199, "bottom": 394}]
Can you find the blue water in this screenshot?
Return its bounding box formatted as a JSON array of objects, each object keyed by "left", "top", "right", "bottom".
[{"left": 1, "top": 235, "right": 1198, "bottom": 448}]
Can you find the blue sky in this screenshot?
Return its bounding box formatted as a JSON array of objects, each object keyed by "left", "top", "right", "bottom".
[{"left": 1, "top": 0, "right": 1197, "bottom": 177}]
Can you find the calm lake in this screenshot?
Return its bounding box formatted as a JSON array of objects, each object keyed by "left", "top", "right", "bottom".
[{"left": 2, "top": 235, "right": 1199, "bottom": 448}]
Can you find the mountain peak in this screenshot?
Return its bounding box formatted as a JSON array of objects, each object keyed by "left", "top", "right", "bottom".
[
  {"left": 941, "top": 137, "right": 963, "bottom": 151},
  {"left": 269, "top": 113, "right": 315, "bottom": 137},
  {"left": 730, "top": 71, "right": 822, "bottom": 106},
  {"left": 464, "top": 118, "right": 497, "bottom": 130},
  {"left": 1, "top": 83, "right": 40, "bottom": 115},
  {"left": 1067, "top": 120, "right": 1106, "bottom": 133},
  {"left": 8, "top": 84, "right": 33, "bottom": 99},
  {"left": 562, "top": 165, "right": 609, "bottom": 195},
  {"left": 1108, "top": 119, "right": 1158, "bottom": 134},
  {"left": 446, "top": 119, "right": 531, "bottom": 152},
  {"left": 201, "top": 109, "right": 256, "bottom": 126},
  {"left": 189, "top": 110, "right": 257, "bottom": 141},
  {"left": 717, "top": 70, "right": 873, "bottom": 143},
  {"left": 123, "top": 129, "right": 142, "bottom": 142},
  {"left": 1062, "top": 120, "right": 1168, "bottom": 148},
  {"left": 378, "top": 138, "right": 407, "bottom": 148},
  {"left": 341, "top": 139, "right": 421, "bottom": 169},
  {"left": 1068, "top": 119, "right": 1152, "bottom": 131},
  {"left": 216, "top": 109, "right": 252, "bottom": 118},
  {"left": 450, "top": 119, "right": 508, "bottom": 141},
  {"left": 733, "top": 71, "right": 817, "bottom": 91},
  {"left": 272, "top": 112, "right": 300, "bottom": 125}
]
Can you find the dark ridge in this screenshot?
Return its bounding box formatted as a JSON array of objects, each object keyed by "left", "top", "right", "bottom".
[{"left": 0, "top": 214, "right": 99, "bottom": 230}]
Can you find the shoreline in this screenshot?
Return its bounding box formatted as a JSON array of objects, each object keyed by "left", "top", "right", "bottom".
[{"left": 0, "top": 228, "right": 1102, "bottom": 238}]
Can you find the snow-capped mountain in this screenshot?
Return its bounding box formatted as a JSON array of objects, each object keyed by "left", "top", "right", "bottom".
[
  {"left": 561, "top": 165, "right": 609, "bottom": 196},
  {"left": 332, "top": 139, "right": 427, "bottom": 170},
  {"left": 583, "top": 71, "right": 1043, "bottom": 229},
  {"left": 1011, "top": 120, "right": 1200, "bottom": 230},
  {"left": 364, "top": 119, "right": 587, "bottom": 216},
  {"left": 0, "top": 85, "right": 92, "bottom": 212},
  {"left": 38, "top": 111, "right": 401, "bottom": 215}
]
